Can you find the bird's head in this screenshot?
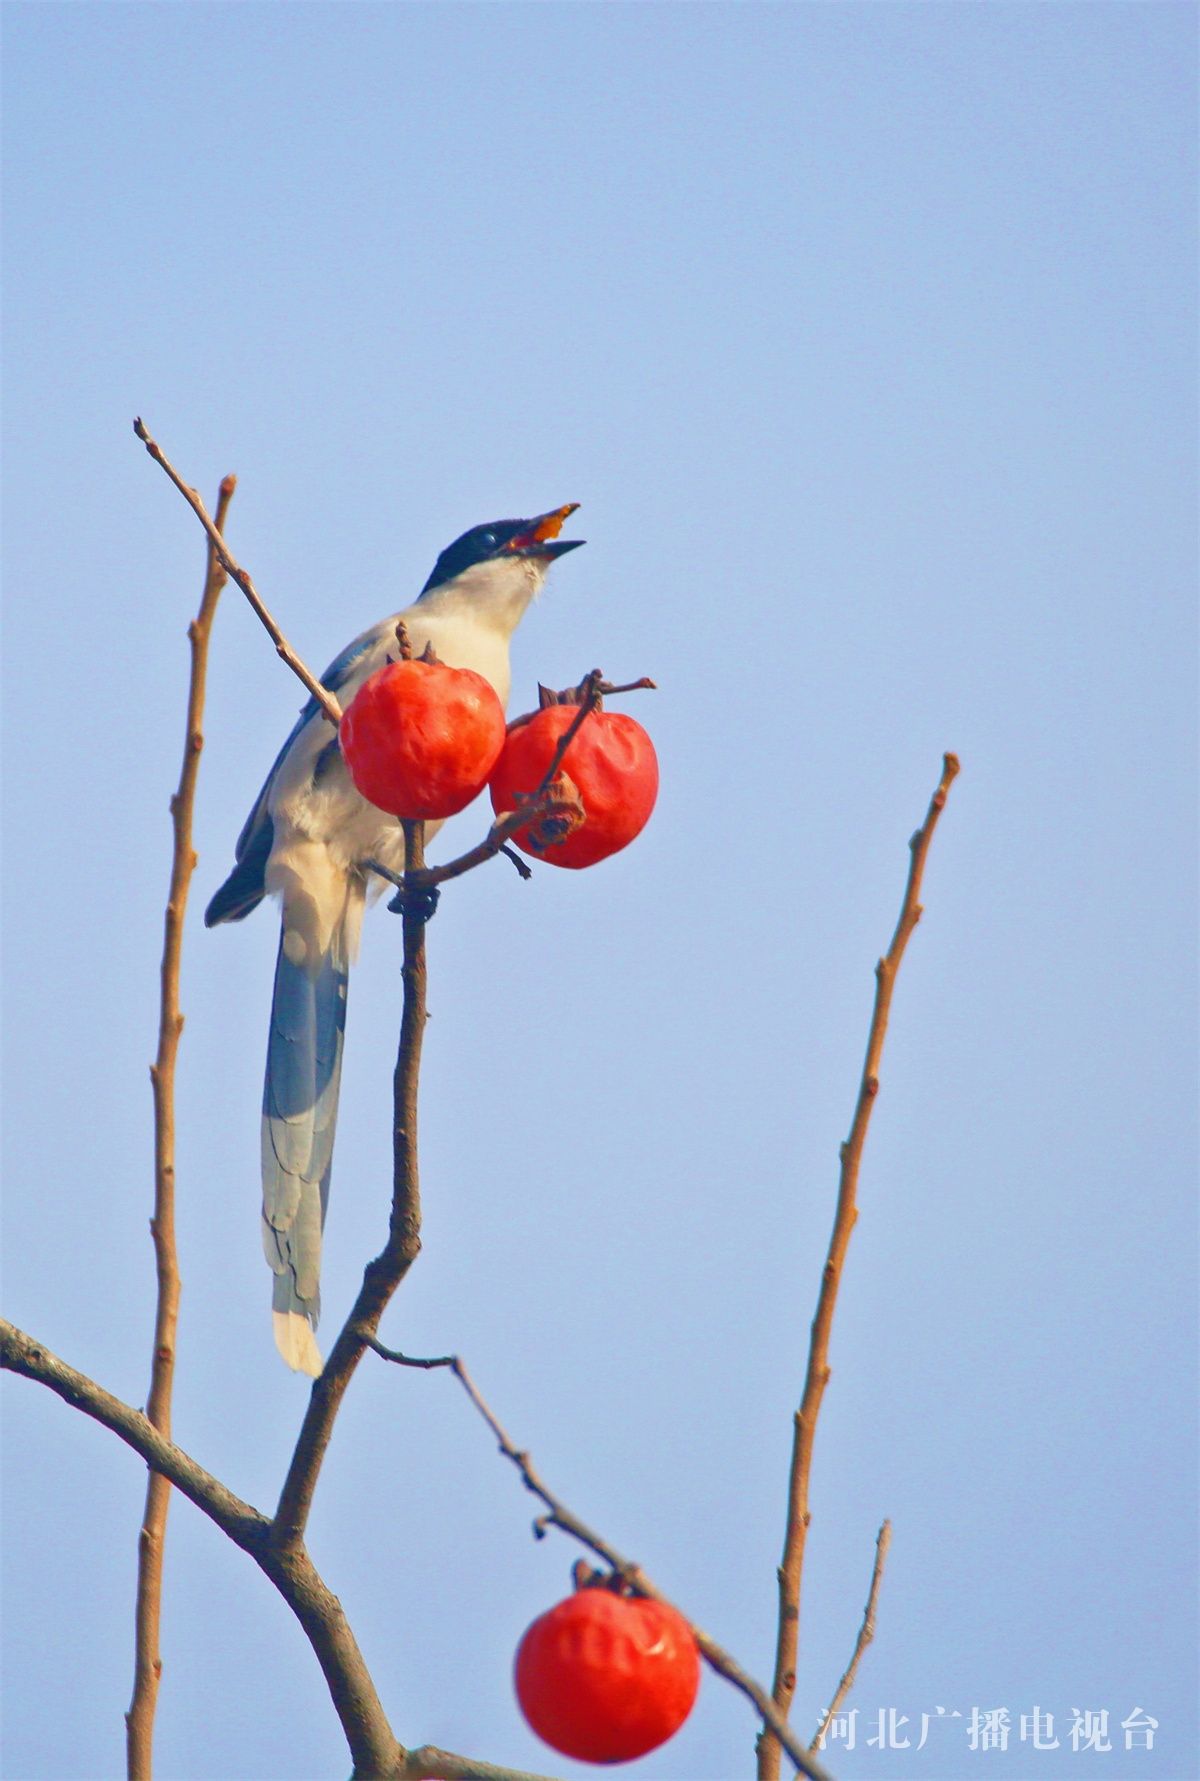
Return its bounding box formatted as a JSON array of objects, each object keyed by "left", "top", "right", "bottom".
[{"left": 420, "top": 505, "right": 584, "bottom": 604}]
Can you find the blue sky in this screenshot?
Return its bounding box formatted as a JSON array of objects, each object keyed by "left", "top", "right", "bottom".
[{"left": 2, "top": 5, "right": 1195, "bottom": 1779}]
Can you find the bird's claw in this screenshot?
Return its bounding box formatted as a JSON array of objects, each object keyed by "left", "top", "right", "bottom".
[{"left": 387, "top": 881, "right": 440, "bottom": 923}]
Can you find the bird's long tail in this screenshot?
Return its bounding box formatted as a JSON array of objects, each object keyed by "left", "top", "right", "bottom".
[{"left": 261, "top": 913, "right": 351, "bottom": 1377}]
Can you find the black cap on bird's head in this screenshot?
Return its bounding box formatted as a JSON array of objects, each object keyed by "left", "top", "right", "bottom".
[{"left": 421, "top": 504, "right": 584, "bottom": 596}]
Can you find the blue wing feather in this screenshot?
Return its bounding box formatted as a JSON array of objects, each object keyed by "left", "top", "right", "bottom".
[{"left": 205, "top": 623, "right": 393, "bottom": 928}]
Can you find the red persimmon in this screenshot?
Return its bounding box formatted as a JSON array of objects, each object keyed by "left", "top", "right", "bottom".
[
  {"left": 340, "top": 658, "right": 506, "bottom": 820},
  {"left": 489, "top": 705, "right": 658, "bottom": 868},
  {"left": 514, "top": 1587, "right": 700, "bottom": 1763}
]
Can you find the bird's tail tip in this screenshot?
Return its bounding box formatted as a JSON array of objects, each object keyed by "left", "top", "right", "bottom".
[{"left": 273, "top": 1311, "right": 324, "bottom": 1378}]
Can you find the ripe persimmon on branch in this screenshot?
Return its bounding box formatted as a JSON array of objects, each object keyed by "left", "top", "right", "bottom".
[{"left": 0, "top": 425, "right": 960, "bottom": 1781}]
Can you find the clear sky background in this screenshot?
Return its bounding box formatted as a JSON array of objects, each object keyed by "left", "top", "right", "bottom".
[{"left": 2, "top": 6, "right": 1195, "bottom": 1781}]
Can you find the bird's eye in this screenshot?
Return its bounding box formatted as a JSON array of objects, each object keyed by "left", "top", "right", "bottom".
[{"left": 480, "top": 531, "right": 497, "bottom": 549}]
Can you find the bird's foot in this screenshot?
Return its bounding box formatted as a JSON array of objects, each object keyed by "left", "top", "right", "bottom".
[
  {"left": 366, "top": 857, "right": 440, "bottom": 922},
  {"left": 387, "top": 881, "right": 441, "bottom": 923}
]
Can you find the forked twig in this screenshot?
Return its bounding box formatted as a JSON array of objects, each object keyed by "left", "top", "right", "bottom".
[
  {"left": 758, "top": 753, "right": 960, "bottom": 1781},
  {"left": 411, "top": 790, "right": 579, "bottom": 890},
  {"left": 366, "top": 1339, "right": 835, "bottom": 1781},
  {"left": 126, "top": 473, "right": 235, "bottom": 1779}
]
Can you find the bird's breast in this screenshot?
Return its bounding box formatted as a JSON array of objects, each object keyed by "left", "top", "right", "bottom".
[
  {"left": 411, "top": 610, "right": 513, "bottom": 706},
  {"left": 267, "top": 607, "right": 513, "bottom": 877}
]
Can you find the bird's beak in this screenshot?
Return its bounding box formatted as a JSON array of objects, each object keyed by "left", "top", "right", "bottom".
[{"left": 505, "top": 503, "right": 585, "bottom": 560}]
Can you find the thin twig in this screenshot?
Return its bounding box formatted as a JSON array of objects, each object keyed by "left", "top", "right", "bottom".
[
  {"left": 412, "top": 790, "right": 582, "bottom": 890},
  {"left": 126, "top": 474, "right": 235, "bottom": 1779},
  {"left": 594, "top": 675, "right": 657, "bottom": 697},
  {"left": 273, "top": 819, "right": 429, "bottom": 1548},
  {"left": 499, "top": 844, "right": 533, "bottom": 880},
  {"left": 809, "top": 1520, "right": 892, "bottom": 1752},
  {"left": 366, "top": 1340, "right": 835, "bottom": 1781},
  {"left": 133, "top": 420, "right": 343, "bottom": 725},
  {"left": 758, "top": 753, "right": 960, "bottom": 1781}
]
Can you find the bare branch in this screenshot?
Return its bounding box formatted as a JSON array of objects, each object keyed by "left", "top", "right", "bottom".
[
  {"left": 758, "top": 752, "right": 961, "bottom": 1781},
  {"left": 273, "top": 818, "right": 429, "bottom": 1547},
  {"left": 132, "top": 420, "right": 343, "bottom": 725},
  {"left": 809, "top": 1520, "right": 892, "bottom": 1751},
  {"left": 127, "top": 473, "right": 235, "bottom": 1777},
  {"left": 366, "top": 1340, "right": 835, "bottom": 1781}
]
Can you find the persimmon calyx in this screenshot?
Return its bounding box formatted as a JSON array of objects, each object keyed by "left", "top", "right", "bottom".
[
  {"left": 514, "top": 772, "right": 587, "bottom": 853},
  {"left": 505, "top": 669, "right": 657, "bottom": 732},
  {"left": 571, "top": 1560, "right": 644, "bottom": 1596}
]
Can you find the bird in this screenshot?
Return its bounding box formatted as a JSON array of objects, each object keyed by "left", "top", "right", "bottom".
[{"left": 205, "top": 507, "right": 584, "bottom": 1376}]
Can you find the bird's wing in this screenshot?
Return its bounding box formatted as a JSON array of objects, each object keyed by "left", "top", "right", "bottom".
[{"left": 205, "top": 620, "right": 399, "bottom": 926}]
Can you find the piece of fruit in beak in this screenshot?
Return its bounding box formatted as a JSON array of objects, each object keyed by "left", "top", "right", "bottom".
[{"left": 507, "top": 503, "right": 580, "bottom": 549}]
